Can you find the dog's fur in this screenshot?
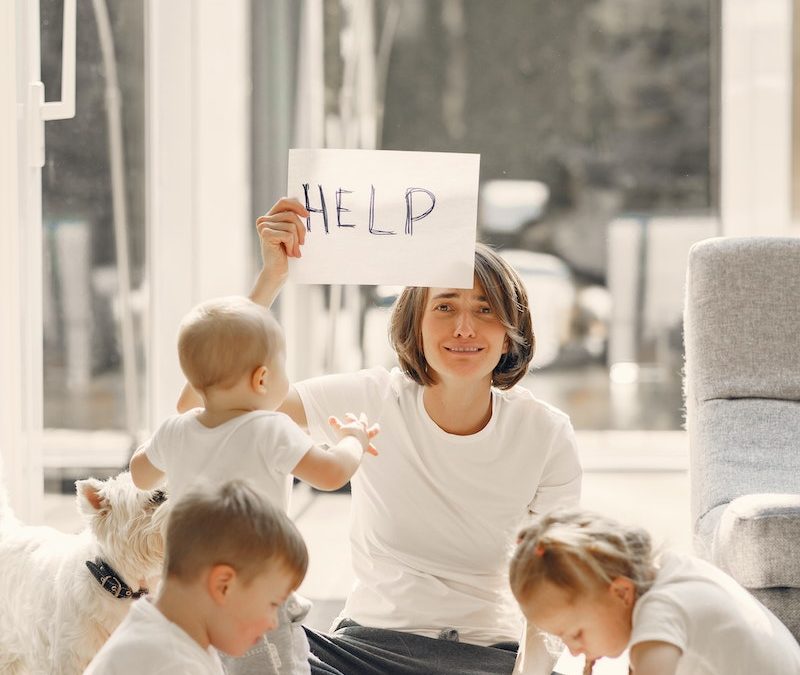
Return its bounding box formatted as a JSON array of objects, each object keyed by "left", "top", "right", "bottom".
[{"left": 0, "top": 472, "right": 168, "bottom": 675}]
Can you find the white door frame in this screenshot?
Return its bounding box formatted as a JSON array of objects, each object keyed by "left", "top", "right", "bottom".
[
  {"left": 1, "top": 0, "right": 43, "bottom": 521},
  {"left": 0, "top": 0, "right": 27, "bottom": 518}
]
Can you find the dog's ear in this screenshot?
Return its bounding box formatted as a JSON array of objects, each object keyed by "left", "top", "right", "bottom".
[{"left": 76, "top": 477, "right": 109, "bottom": 516}]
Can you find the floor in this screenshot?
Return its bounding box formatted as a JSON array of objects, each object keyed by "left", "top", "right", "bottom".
[{"left": 44, "top": 433, "right": 691, "bottom": 675}]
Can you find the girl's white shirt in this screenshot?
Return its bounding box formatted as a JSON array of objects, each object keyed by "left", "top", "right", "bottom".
[{"left": 630, "top": 551, "right": 800, "bottom": 674}]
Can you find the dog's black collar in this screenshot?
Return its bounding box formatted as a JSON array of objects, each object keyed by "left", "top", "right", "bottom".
[{"left": 85, "top": 558, "right": 148, "bottom": 600}]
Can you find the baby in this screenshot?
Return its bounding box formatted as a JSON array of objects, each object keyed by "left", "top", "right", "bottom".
[{"left": 129, "top": 295, "right": 379, "bottom": 674}]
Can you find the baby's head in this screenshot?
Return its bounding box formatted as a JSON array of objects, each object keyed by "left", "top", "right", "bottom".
[
  {"left": 163, "top": 480, "right": 308, "bottom": 656},
  {"left": 178, "top": 296, "right": 288, "bottom": 409},
  {"left": 509, "top": 508, "right": 656, "bottom": 664}
]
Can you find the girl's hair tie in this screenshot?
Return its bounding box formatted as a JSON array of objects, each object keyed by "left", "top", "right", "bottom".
[{"left": 534, "top": 544, "right": 546, "bottom": 557}]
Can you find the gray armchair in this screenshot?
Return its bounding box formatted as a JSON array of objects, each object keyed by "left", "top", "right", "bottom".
[{"left": 684, "top": 236, "right": 800, "bottom": 642}]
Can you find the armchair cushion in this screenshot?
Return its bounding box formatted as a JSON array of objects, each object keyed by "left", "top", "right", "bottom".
[{"left": 684, "top": 237, "right": 800, "bottom": 403}]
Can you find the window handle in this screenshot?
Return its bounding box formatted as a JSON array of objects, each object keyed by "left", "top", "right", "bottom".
[
  {"left": 28, "top": 0, "right": 76, "bottom": 168},
  {"left": 41, "top": 0, "right": 76, "bottom": 121}
]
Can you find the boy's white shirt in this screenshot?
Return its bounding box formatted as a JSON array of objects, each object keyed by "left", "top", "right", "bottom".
[
  {"left": 84, "top": 598, "right": 224, "bottom": 674},
  {"left": 141, "top": 408, "right": 312, "bottom": 506},
  {"left": 630, "top": 551, "right": 800, "bottom": 675},
  {"left": 295, "top": 366, "right": 582, "bottom": 647}
]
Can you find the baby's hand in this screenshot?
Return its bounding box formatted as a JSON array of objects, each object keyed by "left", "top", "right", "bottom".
[{"left": 328, "top": 412, "right": 380, "bottom": 456}]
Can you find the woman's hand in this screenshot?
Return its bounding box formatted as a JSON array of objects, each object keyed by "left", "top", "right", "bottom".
[{"left": 250, "top": 198, "right": 308, "bottom": 306}]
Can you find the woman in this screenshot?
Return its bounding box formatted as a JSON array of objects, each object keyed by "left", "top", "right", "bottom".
[{"left": 215, "top": 197, "right": 580, "bottom": 674}]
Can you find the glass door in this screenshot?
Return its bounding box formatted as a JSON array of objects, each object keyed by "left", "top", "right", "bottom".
[
  {"left": 4, "top": 0, "right": 253, "bottom": 521},
  {"left": 2, "top": 0, "right": 78, "bottom": 520},
  {"left": 39, "top": 0, "right": 147, "bottom": 479}
]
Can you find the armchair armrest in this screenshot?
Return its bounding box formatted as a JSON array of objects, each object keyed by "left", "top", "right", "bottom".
[{"left": 714, "top": 493, "right": 800, "bottom": 588}]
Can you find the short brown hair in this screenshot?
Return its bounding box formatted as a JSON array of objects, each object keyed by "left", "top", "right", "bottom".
[
  {"left": 178, "top": 296, "right": 281, "bottom": 392},
  {"left": 164, "top": 480, "right": 308, "bottom": 588},
  {"left": 509, "top": 508, "right": 656, "bottom": 604},
  {"left": 389, "top": 243, "right": 535, "bottom": 389}
]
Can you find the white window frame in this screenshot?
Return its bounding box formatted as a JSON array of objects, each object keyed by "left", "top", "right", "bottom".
[{"left": 720, "top": 0, "right": 796, "bottom": 236}]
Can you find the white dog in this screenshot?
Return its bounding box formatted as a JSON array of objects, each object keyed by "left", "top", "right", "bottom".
[{"left": 0, "top": 472, "right": 168, "bottom": 675}]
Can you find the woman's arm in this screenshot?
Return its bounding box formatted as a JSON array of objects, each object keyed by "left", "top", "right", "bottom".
[
  {"left": 176, "top": 198, "right": 309, "bottom": 414},
  {"left": 179, "top": 381, "right": 309, "bottom": 427},
  {"left": 527, "top": 417, "right": 582, "bottom": 515},
  {"left": 250, "top": 197, "right": 308, "bottom": 307},
  {"left": 278, "top": 385, "right": 309, "bottom": 430},
  {"left": 177, "top": 383, "right": 201, "bottom": 413}
]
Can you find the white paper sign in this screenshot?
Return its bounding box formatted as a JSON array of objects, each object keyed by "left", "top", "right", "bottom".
[{"left": 287, "top": 149, "right": 480, "bottom": 288}]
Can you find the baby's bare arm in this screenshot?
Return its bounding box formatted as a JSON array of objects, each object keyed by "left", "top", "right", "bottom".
[
  {"left": 129, "top": 448, "right": 166, "bottom": 490},
  {"left": 629, "top": 641, "right": 681, "bottom": 675},
  {"left": 291, "top": 413, "right": 379, "bottom": 490},
  {"left": 291, "top": 440, "right": 364, "bottom": 491}
]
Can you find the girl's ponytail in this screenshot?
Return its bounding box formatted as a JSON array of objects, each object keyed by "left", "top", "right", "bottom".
[{"left": 510, "top": 508, "right": 657, "bottom": 602}]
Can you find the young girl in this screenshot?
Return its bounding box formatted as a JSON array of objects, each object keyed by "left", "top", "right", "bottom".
[{"left": 509, "top": 508, "right": 800, "bottom": 674}]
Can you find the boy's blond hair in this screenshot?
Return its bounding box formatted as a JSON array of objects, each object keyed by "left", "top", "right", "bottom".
[
  {"left": 164, "top": 479, "right": 308, "bottom": 587},
  {"left": 509, "top": 508, "right": 656, "bottom": 604},
  {"left": 178, "top": 296, "right": 281, "bottom": 392}
]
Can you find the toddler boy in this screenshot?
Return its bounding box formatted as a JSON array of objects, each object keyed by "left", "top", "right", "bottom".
[{"left": 85, "top": 479, "right": 308, "bottom": 674}]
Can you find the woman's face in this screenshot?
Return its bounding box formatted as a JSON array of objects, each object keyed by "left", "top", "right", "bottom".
[{"left": 420, "top": 277, "right": 508, "bottom": 387}]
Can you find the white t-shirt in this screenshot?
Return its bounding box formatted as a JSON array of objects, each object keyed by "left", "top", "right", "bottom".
[
  {"left": 630, "top": 551, "right": 800, "bottom": 674},
  {"left": 143, "top": 409, "right": 313, "bottom": 508},
  {"left": 295, "top": 366, "right": 582, "bottom": 646},
  {"left": 84, "top": 598, "right": 224, "bottom": 675}
]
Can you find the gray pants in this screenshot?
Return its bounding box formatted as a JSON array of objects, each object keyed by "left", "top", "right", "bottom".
[
  {"left": 304, "top": 620, "right": 520, "bottom": 675},
  {"left": 222, "top": 594, "right": 313, "bottom": 675}
]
